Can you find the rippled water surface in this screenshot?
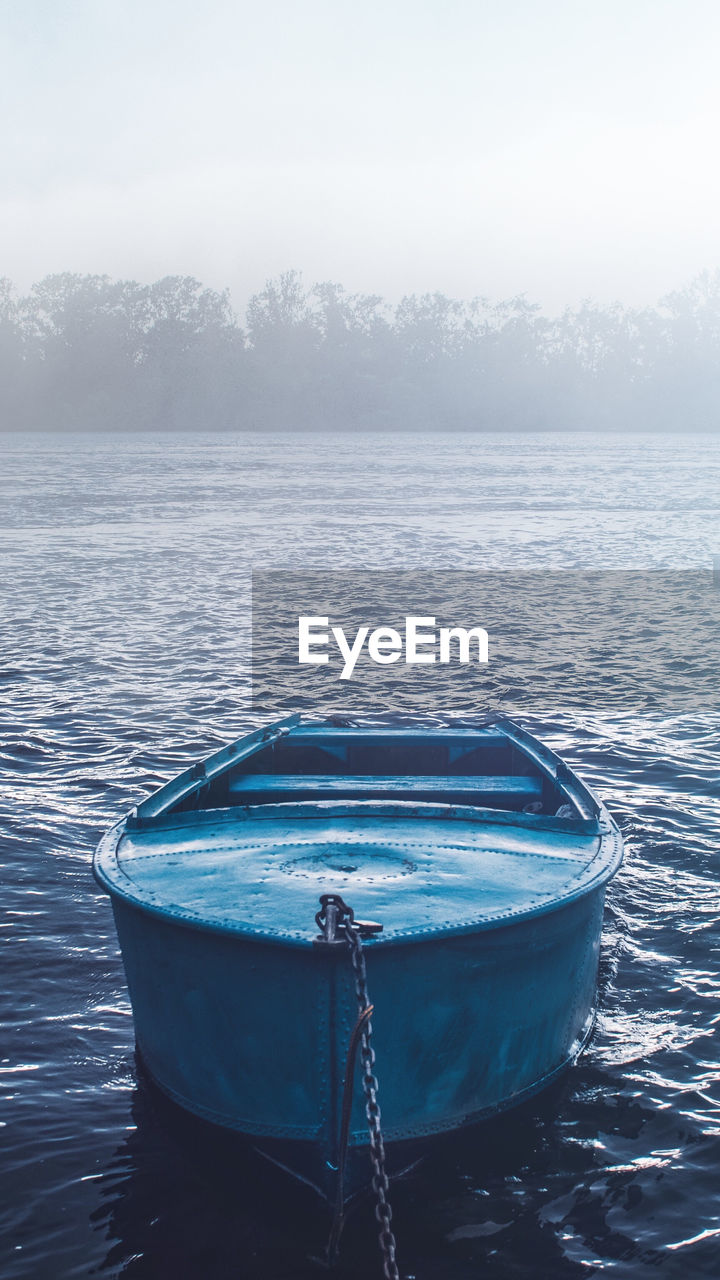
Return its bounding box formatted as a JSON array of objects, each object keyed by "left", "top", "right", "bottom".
[{"left": 1, "top": 431, "right": 719, "bottom": 1279}]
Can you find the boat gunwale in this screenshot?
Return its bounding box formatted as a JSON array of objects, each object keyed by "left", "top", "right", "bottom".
[
  {"left": 128, "top": 714, "right": 603, "bottom": 826},
  {"left": 126, "top": 795, "right": 604, "bottom": 837},
  {"left": 133, "top": 713, "right": 301, "bottom": 820}
]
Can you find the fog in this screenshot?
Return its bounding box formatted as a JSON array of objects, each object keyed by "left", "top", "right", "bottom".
[
  {"left": 3, "top": 1, "right": 720, "bottom": 315},
  {"left": 3, "top": 2, "right": 720, "bottom": 431},
  {"left": 3, "top": 267, "right": 720, "bottom": 431}
]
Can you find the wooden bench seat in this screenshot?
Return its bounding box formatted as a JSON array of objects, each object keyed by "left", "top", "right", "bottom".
[{"left": 228, "top": 774, "right": 543, "bottom": 802}]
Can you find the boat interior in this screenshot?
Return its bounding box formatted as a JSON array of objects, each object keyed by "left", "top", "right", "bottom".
[{"left": 153, "top": 722, "right": 588, "bottom": 823}]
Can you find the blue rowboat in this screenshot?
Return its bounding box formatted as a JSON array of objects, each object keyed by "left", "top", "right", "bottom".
[{"left": 94, "top": 716, "right": 623, "bottom": 1210}]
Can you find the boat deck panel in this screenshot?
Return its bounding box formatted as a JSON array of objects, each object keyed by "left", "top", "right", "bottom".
[{"left": 106, "top": 810, "right": 616, "bottom": 945}]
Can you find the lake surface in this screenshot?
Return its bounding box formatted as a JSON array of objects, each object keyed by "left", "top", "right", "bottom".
[{"left": 1, "top": 430, "right": 719, "bottom": 1279}]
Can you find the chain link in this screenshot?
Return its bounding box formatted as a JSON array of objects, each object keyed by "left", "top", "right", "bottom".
[{"left": 345, "top": 925, "right": 400, "bottom": 1280}]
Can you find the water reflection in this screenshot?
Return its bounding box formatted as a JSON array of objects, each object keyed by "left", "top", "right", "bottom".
[
  {"left": 91, "top": 1052, "right": 678, "bottom": 1280},
  {"left": 92, "top": 1062, "right": 332, "bottom": 1279}
]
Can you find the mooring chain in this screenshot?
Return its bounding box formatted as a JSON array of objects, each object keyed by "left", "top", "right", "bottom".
[
  {"left": 315, "top": 894, "right": 400, "bottom": 1280},
  {"left": 345, "top": 924, "right": 400, "bottom": 1280}
]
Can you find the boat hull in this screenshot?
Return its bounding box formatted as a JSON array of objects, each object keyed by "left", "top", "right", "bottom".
[{"left": 111, "top": 882, "right": 606, "bottom": 1202}]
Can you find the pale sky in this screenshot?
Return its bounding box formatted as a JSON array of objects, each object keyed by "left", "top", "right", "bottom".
[{"left": 3, "top": 0, "right": 720, "bottom": 314}]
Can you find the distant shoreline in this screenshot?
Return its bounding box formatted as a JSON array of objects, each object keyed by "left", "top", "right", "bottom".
[
  {"left": 2, "top": 425, "right": 719, "bottom": 435},
  {"left": 2, "top": 269, "right": 720, "bottom": 434}
]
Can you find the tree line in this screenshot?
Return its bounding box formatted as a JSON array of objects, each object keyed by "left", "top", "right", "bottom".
[{"left": 2, "top": 268, "right": 720, "bottom": 431}]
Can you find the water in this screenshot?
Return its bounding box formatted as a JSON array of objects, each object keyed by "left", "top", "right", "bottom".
[{"left": 1, "top": 430, "right": 719, "bottom": 1279}]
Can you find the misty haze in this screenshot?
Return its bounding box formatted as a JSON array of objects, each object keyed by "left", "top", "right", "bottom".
[{"left": 3, "top": 267, "right": 720, "bottom": 432}]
